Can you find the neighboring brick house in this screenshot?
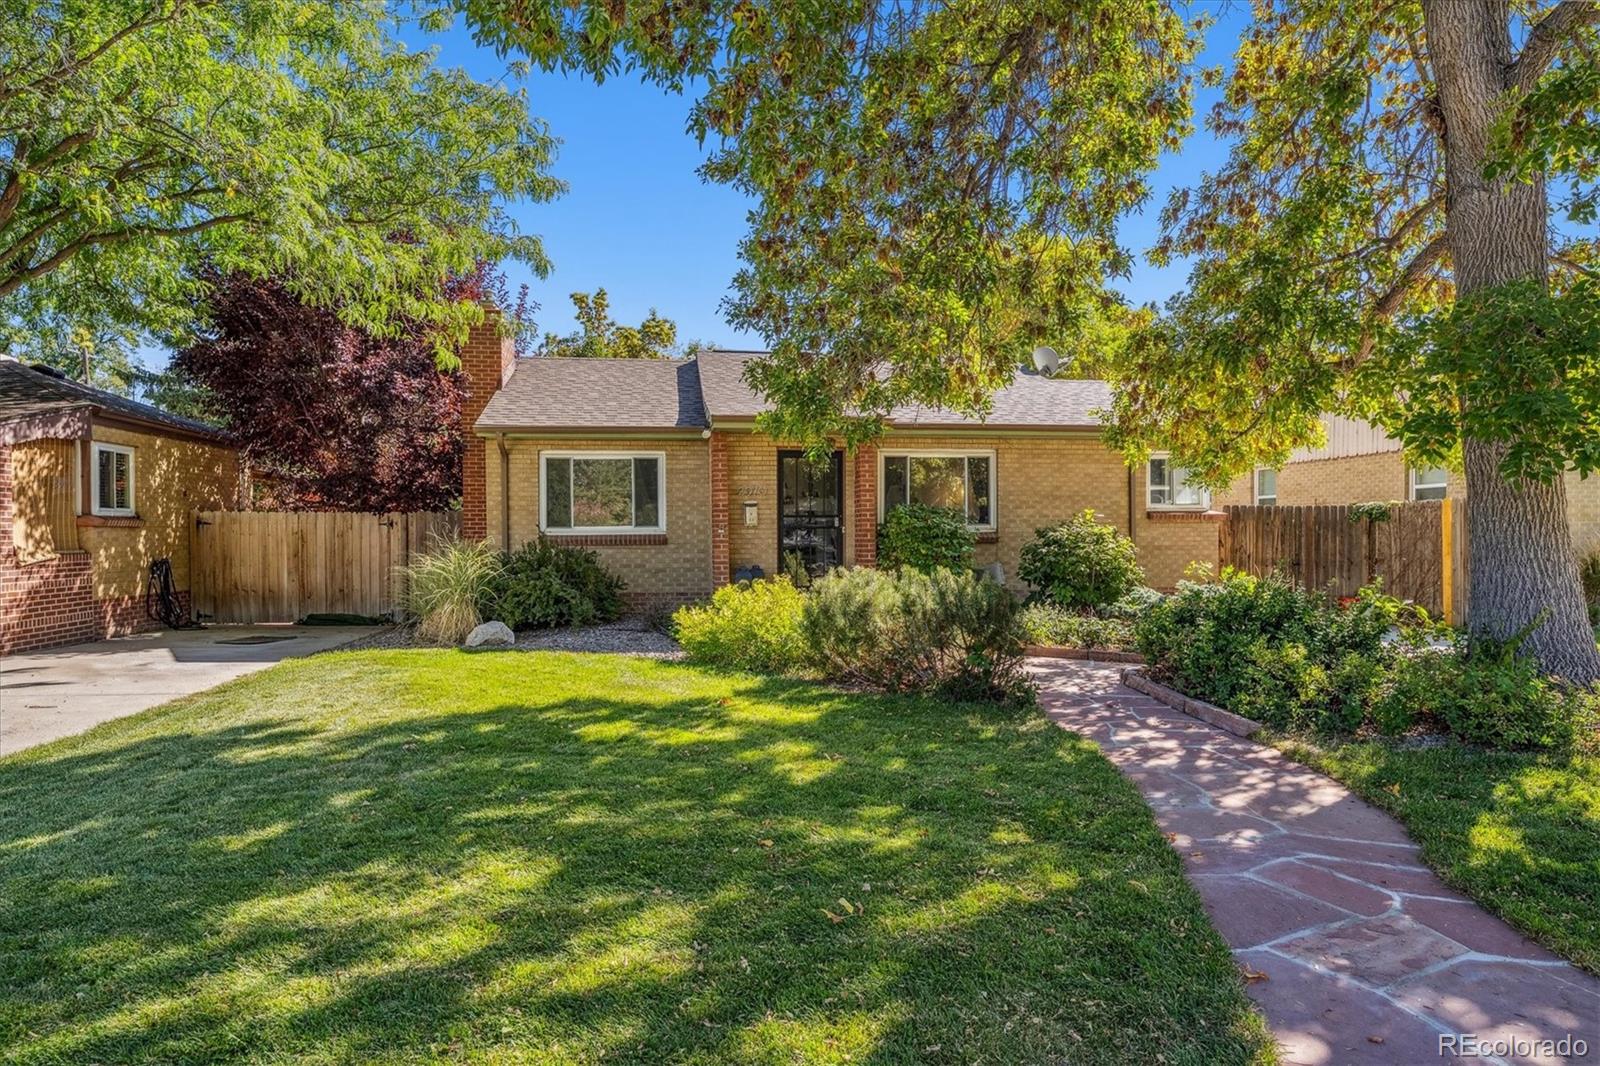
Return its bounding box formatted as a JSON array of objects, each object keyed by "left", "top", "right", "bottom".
[
  {"left": 0, "top": 359, "right": 242, "bottom": 653},
  {"left": 1227, "top": 415, "right": 1600, "bottom": 562},
  {"left": 460, "top": 321, "right": 1225, "bottom": 611}
]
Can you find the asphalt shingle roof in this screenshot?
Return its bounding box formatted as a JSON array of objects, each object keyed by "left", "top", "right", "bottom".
[
  {"left": 0, "top": 359, "right": 229, "bottom": 440},
  {"left": 475, "top": 357, "right": 708, "bottom": 431},
  {"left": 695, "top": 349, "right": 1111, "bottom": 429},
  {"left": 472, "top": 350, "right": 1112, "bottom": 433}
]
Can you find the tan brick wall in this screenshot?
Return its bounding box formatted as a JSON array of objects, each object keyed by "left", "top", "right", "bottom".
[
  {"left": 79, "top": 426, "right": 240, "bottom": 601},
  {"left": 1568, "top": 471, "right": 1600, "bottom": 561},
  {"left": 487, "top": 437, "right": 712, "bottom": 611},
  {"left": 873, "top": 433, "right": 1218, "bottom": 592}
]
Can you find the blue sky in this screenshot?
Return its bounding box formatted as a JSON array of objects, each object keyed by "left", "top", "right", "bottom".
[{"left": 407, "top": 5, "right": 1250, "bottom": 353}]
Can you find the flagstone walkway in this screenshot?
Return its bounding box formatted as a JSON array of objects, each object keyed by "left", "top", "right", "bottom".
[{"left": 1029, "top": 658, "right": 1600, "bottom": 1066}]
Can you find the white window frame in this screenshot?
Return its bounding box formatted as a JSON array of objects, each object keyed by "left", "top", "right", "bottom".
[
  {"left": 90, "top": 442, "right": 136, "bottom": 517},
  {"left": 539, "top": 450, "right": 667, "bottom": 534},
  {"left": 1147, "top": 453, "right": 1211, "bottom": 510},
  {"left": 1254, "top": 467, "right": 1278, "bottom": 507},
  {"left": 1410, "top": 465, "right": 1449, "bottom": 502},
  {"left": 877, "top": 449, "right": 998, "bottom": 532}
]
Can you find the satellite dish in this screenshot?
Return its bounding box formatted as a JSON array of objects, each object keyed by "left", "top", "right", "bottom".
[{"left": 1031, "top": 345, "right": 1059, "bottom": 375}]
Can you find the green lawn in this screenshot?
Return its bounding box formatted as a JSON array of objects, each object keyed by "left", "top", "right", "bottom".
[
  {"left": 1273, "top": 735, "right": 1600, "bottom": 973},
  {"left": 0, "top": 651, "right": 1271, "bottom": 1065}
]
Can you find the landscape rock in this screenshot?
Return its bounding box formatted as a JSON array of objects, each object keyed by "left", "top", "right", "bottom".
[{"left": 464, "top": 620, "right": 514, "bottom": 648}]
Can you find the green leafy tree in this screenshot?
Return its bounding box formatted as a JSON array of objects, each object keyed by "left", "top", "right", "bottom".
[
  {"left": 1098, "top": 2, "right": 1600, "bottom": 682},
  {"left": 2, "top": 0, "right": 561, "bottom": 358},
  {"left": 460, "top": 1, "right": 1199, "bottom": 438},
  {"left": 534, "top": 288, "right": 678, "bottom": 358}
]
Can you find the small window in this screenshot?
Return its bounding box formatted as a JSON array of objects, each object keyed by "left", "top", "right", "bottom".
[
  {"left": 91, "top": 443, "right": 135, "bottom": 516},
  {"left": 880, "top": 452, "right": 996, "bottom": 529},
  {"left": 1255, "top": 468, "right": 1278, "bottom": 507},
  {"left": 1410, "top": 465, "right": 1449, "bottom": 502},
  {"left": 1148, "top": 455, "right": 1210, "bottom": 509},
  {"left": 541, "top": 452, "right": 665, "bottom": 533}
]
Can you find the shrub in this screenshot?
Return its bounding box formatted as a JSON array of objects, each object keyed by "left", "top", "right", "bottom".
[
  {"left": 1421, "top": 637, "right": 1598, "bottom": 752},
  {"left": 402, "top": 538, "right": 503, "bottom": 645},
  {"left": 877, "top": 504, "right": 975, "bottom": 573},
  {"left": 1104, "top": 586, "right": 1166, "bottom": 621},
  {"left": 1019, "top": 603, "right": 1136, "bottom": 650},
  {"left": 803, "top": 567, "right": 1029, "bottom": 702},
  {"left": 1019, "top": 510, "right": 1143, "bottom": 610},
  {"left": 1134, "top": 571, "right": 1398, "bottom": 730},
  {"left": 673, "top": 578, "right": 808, "bottom": 673},
  {"left": 485, "top": 538, "right": 625, "bottom": 631}
]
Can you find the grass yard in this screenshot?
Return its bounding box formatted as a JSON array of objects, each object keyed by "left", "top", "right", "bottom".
[
  {"left": 1274, "top": 736, "right": 1600, "bottom": 974},
  {"left": 0, "top": 651, "right": 1271, "bottom": 1065}
]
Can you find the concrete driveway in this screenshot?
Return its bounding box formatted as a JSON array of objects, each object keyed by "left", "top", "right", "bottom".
[{"left": 0, "top": 626, "right": 375, "bottom": 755}]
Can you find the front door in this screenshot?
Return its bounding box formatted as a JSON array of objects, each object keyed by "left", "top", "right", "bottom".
[{"left": 778, "top": 450, "right": 844, "bottom": 576}]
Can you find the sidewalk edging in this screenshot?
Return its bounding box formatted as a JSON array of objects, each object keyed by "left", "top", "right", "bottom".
[{"left": 1119, "top": 667, "right": 1264, "bottom": 738}]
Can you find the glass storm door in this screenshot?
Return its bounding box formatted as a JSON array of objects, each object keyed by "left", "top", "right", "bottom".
[{"left": 778, "top": 450, "right": 844, "bottom": 575}]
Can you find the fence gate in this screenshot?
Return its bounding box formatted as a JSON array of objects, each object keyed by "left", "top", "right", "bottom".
[
  {"left": 191, "top": 510, "right": 458, "bottom": 623},
  {"left": 1219, "top": 500, "right": 1469, "bottom": 624}
]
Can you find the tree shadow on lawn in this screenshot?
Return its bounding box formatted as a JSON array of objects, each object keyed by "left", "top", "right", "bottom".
[{"left": 0, "top": 653, "right": 1270, "bottom": 1064}]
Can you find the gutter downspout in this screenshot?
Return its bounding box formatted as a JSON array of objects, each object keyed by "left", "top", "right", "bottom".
[
  {"left": 1126, "top": 463, "right": 1137, "bottom": 542},
  {"left": 496, "top": 433, "right": 511, "bottom": 550}
]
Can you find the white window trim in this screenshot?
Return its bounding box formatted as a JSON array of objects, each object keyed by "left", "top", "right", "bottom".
[
  {"left": 539, "top": 450, "right": 667, "bottom": 534},
  {"left": 1409, "top": 465, "right": 1449, "bottom": 501},
  {"left": 877, "top": 449, "right": 998, "bottom": 532},
  {"left": 1254, "top": 467, "right": 1278, "bottom": 506},
  {"left": 90, "top": 442, "right": 136, "bottom": 517},
  {"left": 1147, "top": 452, "right": 1212, "bottom": 510}
]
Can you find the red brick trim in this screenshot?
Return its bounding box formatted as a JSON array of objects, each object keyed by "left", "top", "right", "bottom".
[
  {"left": 710, "top": 431, "right": 730, "bottom": 586},
  {"left": 76, "top": 514, "right": 144, "bottom": 528},
  {"left": 1145, "top": 509, "right": 1227, "bottom": 523},
  {"left": 546, "top": 533, "right": 668, "bottom": 547},
  {"left": 975, "top": 531, "right": 999, "bottom": 544},
  {"left": 458, "top": 308, "right": 514, "bottom": 543},
  {"left": 851, "top": 445, "right": 878, "bottom": 567}
]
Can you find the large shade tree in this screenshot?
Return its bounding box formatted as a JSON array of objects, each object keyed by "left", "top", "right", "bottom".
[
  {"left": 1, "top": 0, "right": 560, "bottom": 356},
  {"left": 1099, "top": 0, "right": 1600, "bottom": 681},
  {"left": 461, "top": 0, "right": 1199, "bottom": 442}
]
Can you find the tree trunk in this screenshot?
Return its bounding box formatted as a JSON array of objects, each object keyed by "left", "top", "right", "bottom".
[{"left": 1424, "top": 0, "right": 1600, "bottom": 682}]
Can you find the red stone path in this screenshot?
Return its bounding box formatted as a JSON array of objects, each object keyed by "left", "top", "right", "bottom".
[{"left": 1030, "top": 658, "right": 1600, "bottom": 1066}]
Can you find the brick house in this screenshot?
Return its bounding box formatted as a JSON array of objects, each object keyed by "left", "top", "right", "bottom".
[
  {"left": 1222, "top": 414, "right": 1600, "bottom": 562},
  {"left": 0, "top": 359, "right": 242, "bottom": 653},
  {"left": 459, "top": 318, "right": 1225, "bottom": 612}
]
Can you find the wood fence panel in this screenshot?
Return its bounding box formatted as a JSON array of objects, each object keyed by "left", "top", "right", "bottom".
[
  {"left": 1220, "top": 501, "right": 1468, "bottom": 624},
  {"left": 192, "top": 510, "right": 459, "bottom": 623}
]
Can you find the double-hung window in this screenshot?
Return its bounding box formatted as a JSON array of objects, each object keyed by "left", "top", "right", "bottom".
[
  {"left": 541, "top": 452, "right": 665, "bottom": 533},
  {"left": 1254, "top": 468, "right": 1278, "bottom": 507},
  {"left": 1147, "top": 454, "right": 1210, "bottom": 509},
  {"left": 880, "top": 451, "right": 995, "bottom": 530},
  {"left": 1410, "top": 465, "right": 1449, "bottom": 502},
  {"left": 90, "top": 442, "right": 135, "bottom": 517}
]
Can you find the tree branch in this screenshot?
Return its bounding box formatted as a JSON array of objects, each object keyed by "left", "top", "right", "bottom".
[
  {"left": 1354, "top": 233, "right": 1450, "bottom": 363},
  {"left": 0, "top": 213, "right": 250, "bottom": 298},
  {"left": 1511, "top": 0, "right": 1600, "bottom": 93}
]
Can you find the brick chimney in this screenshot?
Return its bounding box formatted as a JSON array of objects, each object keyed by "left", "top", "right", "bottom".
[{"left": 458, "top": 308, "right": 515, "bottom": 542}]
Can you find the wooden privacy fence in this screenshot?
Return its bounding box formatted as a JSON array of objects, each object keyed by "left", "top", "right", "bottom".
[
  {"left": 191, "top": 510, "right": 458, "bottom": 623},
  {"left": 1219, "top": 500, "right": 1469, "bottom": 624}
]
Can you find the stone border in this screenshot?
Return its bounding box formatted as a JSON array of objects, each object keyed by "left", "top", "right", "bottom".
[
  {"left": 1119, "top": 667, "right": 1263, "bottom": 737},
  {"left": 1025, "top": 645, "right": 1145, "bottom": 664}
]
